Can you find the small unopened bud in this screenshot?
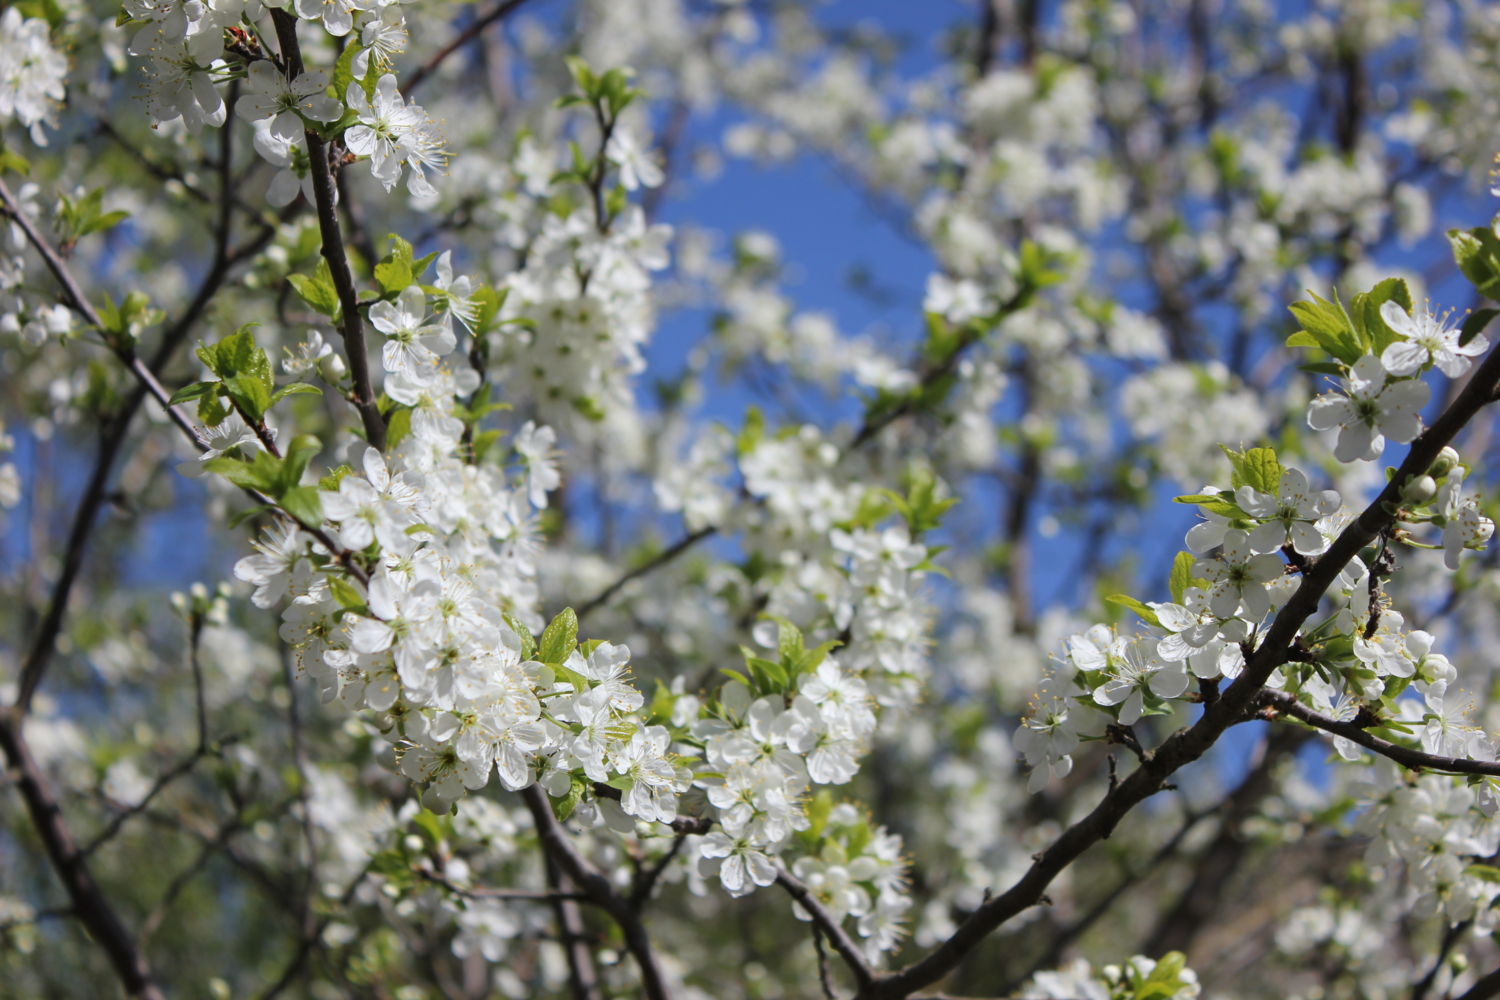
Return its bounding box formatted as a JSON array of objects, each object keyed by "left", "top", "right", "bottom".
[
  {"left": 320, "top": 353, "right": 347, "bottom": 382},
  {"left": 1402, "top": 475, "right": 1438, "bottom": 504},
  {"left": 1429, "top": 446, "right": 1461, "bottom": 478}
]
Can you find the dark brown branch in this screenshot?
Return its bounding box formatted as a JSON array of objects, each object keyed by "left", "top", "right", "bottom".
[
  {"left": 577, "top": 526, "right": 716, "bottom": 620},
  {"left": 545, "top": 854, "right": 603, "bottom": 1000},
  {"left": 1000, "top": 806, "right": 1211, "bottom": 994},
  {"left": 775, "top": 868, "right": 874, "bottom": 992},
  {"left": 280, "top": 645, "right": 319, "bottom": 937},
  {"left": 417, "top": 870, "right": 587, "bottom": 902},
  {"left": 630, "top": 830, "right": 691, "bottom": 908},
  {"left": 520, "top": 784, "right": 673, "bottom": 1000},
  {"left": 1459, "top": 964, "right": 1500, "bottom": 1000},
  {"left": 1259, "top": 690, "right": 1500, "bottom": 777},
  {"left": 1141, "top": 726, "right": 1310, "bottom": 957},
  {"left": 865, "top": 321, "right": 1500, "bottom": 1000},
  {"left": 400, "top": 0, "right": 534, "bottom": 98},
  {"left": 0, "top": 711, "right": 164, "bottom": 999},
  {"left": 271, "top": 10, "right": 385, "bottom": 451}
]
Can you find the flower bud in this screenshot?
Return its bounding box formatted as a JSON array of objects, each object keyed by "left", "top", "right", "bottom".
[
  {"left": 1401, "top": 474, "right": 1437, "bottom": 504},
  {"left": 320, "top": 352, "right": 348, "bottom": 382},
  {"left": 1428, "top": 446, "right": 1461, "bottom": 478}
]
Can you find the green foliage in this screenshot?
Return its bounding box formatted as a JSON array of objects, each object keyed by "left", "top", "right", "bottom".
[
  {"left": 537, "top": 607, "right": 578, "bottom": 665},
  {"left": 54, "top": 188, "right": 129, "bottom": 252},
  {"left": 288, "top": 259, "right": 341, "bottom": 318},
  {"left": 1461, "top": 308, "right": 1499, "bottom": 347},
  {"left": 95, "top": 291, "right": 160, "bottom": 343},
  {"left": 558, "top": 56, "right": 643, "bottom": 119},
  {"left": 880, "top": 467, "right": 958, "bottom": 537},
  {"left": 1168, "top": 551, "right": 1208, "bottom": 604},
  {"left": 373, "top": 234, "right": 439, "bottom": 297},
  {"left": 1450, "top": 226, "right": 1500, "bottom": 301},
  {"left": 1104, "top": 593, "right": 1162, "bottom": 627},
  {"left": 1286, "top": 290, "right": 1365, "bottom": 365},
  {"left": 203, "top": 434, "right": 324, "bottom": 527},
  {"left": 183, "top": 325, "right": 294, "bottom": 425},
  {"left": 1222, "top": 445, "right": 1284, "bottom": 495}
]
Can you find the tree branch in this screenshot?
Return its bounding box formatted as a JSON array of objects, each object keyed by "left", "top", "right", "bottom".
[
  {"left": 775, "top": 868, "right": 874, "bottom": 992},
  {"left": 519, "top": 784, "right": 674, "bottom": 1000},
  {"left": 577, "top": 526, "right": 716, "bottom": 621},
  {"left": 270, "top": 9, "right": 386, "bottom": 451},
  {"left": 0, "top": 711, "right": 164, "bottom": 999},
  {"left": 865, "top": 327, "right": 1500, "bottom": 1000},
  {"left": 400, "top": 0, "right": 535, "bottom": 98},
  {"left": 1259, "top": 690, "right": 1500, "bottom": 777}
]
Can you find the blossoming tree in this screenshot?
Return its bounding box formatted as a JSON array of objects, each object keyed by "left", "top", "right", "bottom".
[{"left": 8, "top": 2, "right": 1500, "bottom": 1000}]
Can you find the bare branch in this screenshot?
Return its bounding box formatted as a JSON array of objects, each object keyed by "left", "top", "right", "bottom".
[
  {"left": 401, "top": 0, "right": 536, "bottom": 98},
  {"left": 577, "top": 526, "right": 716, "bottom": 620},
  {"left": 545, "top": 854, "right": 604, "bottom": 1000},
  {"left": 0, "top": 712, "right": 165, "bottom": 1000},
  {"left": 519, "top": 784, "right": 674, "bottom": 1000},
  {"left": 774, "top": 868, "right": 874, "bottom": 992}
]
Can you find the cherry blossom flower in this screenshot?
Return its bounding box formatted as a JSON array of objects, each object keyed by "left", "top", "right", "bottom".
[
  {"left": 1193, "top": 528, "right": 1286, "bottom": 619},
  {"left": 1380, "top": 300, "right": 1486, "bottom": 378},
  {"left": 234, "top": 62, "right": 342, "bottom": 139},
  {"left": 1306, "top": 354, "right": 1430, "bottom": 462},
  {"left": 1236, "top": 467, "right": 1341, "bottom": 555}
]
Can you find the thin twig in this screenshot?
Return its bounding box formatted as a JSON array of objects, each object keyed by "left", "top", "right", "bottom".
[
  {"left": 812, "top": 921, "right": 840, "bottom": 1000},
  {"left": 519, "top": 784, "right": 674, "bottom": 1000},
  {"left": 1260, "top": 690, "right": 1500, "bottom": 777},
  {"left": 400, "top": 0, "right": 535, "bottom": 98},
  {"left": 0, "top": 712, "right": 165, "bottom": 1000},
  {"left": 545, "top": 854, "right": 603, "bottom": 1000},
  {"left": 774, "top": 869, "right": 874, "bottom": 991},
  {"left": 576, "top": 526, "right": 716, "bottom": 620}
]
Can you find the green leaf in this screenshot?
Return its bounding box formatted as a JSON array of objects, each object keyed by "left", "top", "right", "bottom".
[
  {"left": 0, "top": 147, "right": 30, "bottom": 178},
  {"left": 279, "top": 486, "right": 324, "bottom": 527},
  {"left": 202, "top": 453, "right": 280, "bottom": 493},
  {"left": 552, "top": 774, "right": 588, "bottom": 821},
  {"left": 1467, "top": 864, "right": 1500, "bottom": 884},
  {"left": 1287, "top": 290, "right": 1366, "bottom": 364},
  {"left": 1359, "top": 278, "right": 1412, "bottom": 356},
  {"left": 472, "top": 428, "right": 503, "bottom": 464},
  {"left": 374, "top": 234, "right": 415, "bottom": 295},
  {"left": 318, "top": 464, "right": 353, "bottom": 491},
  {"left": 1104, "top": 594, "right": 1161, "bottom": 628},
  {"left": 223, "top": 374, "right": 271, "bottom": 423},
  {"left": 1297, "top": 361, "right": 1346, "bottom": 376},
  {"left": 736, "top": 406, "right": 764, "bottom": 455},
  {"left": 1222, "top": 445, "right": 1283, "bottom": 496},
  {"left": 269, "top": 382, "right": 323, "bottom": 405},
  {"left": 1168, "top": 551, "right": 1197, "bottom": 605},
  {"left": 1450, "top": 227, "right": 1500, "bottom": 301},
  {"left": 538, "top": 608, "right": 578, "bottom": 665},
  {"left": 288, "top": 266, "right": 341, "bottom": 318},
  {"left": 327, "top": 575, "right": 366, "bottom": 611},
  {"left": 503, "top": 613, "right": 537, "bottom": 660},
  {"left": 1284, "top": 330, "right": 1320, "bottom": 349},
  {"left": 227, "top": 504, "right": 277, "bottom": 529},
  {"left": 167, "top": 380, "right": 220, "bottom": 406},
  {"left": 332, "top": 42, "right": 363, "bottom": 104},
  {"left": 281, "top": 434, "right": 323, "bottom": 489},
  {"left": 798, "top": 640, "right": 842, "bottom": 675},
  {"left": 742, "top": 653, "right": 789, "bottom": 695},
  {"left": 385, "top": 407, "right": 412, "bottom": 450},
  {"left": 1461, "top": 308, "right": 1500, "bottom": 348}
]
